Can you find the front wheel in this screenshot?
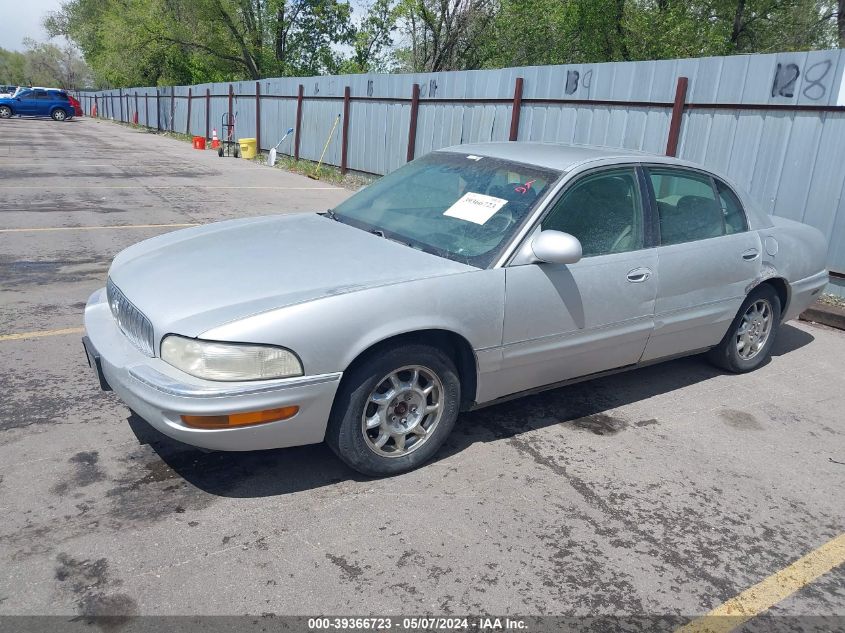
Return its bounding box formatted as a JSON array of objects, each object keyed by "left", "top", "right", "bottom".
[
  {"left": 0, "top": 105, "right": 12, "bottom": 119},
  {"left": 326, "top": 344, "right": 461, "bottom": 476},
  {"left": 707, "top": 284, "right": 781, "bottom": 373},
  {"left": 51, "top": 108, "right": 68, "bottom": 121}
]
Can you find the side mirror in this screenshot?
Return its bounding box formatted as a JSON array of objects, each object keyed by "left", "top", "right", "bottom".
[{"left": 528, "top": 230, "right": 582, "bottom": 265}]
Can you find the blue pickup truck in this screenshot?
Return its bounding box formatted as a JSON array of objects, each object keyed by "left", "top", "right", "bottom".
[{"left": 0, "top": 88, "right": 77, "bottom": 121}]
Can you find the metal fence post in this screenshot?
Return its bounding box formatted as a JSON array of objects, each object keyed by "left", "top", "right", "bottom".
[
  {"left": 341, "top": 86, "right": 351, "bottom": 174},
  {"left": 406, "top": 83, "right": 420, "bottom": 163},
  {"left": 119, "top": 88, "right": 124, "bottom": 122},
  {"left": 156, "top": 89, "right": 160, "bottom": 130},
  {"left": 294, "top": 84, "right": 304, "bottom": 161},
  {"left": 665, "top": 76, "right": 688, "bottom": 157},
  {"left": 509, "top": 77, "right": 524, "bottom": 141},
  {"left": 228, "top": 83, "right": 233, "bottom": 122},
  {"left": 170, "top": 90, "right": 175, "bottom": 132},
  {"left": 205, "top": 88, "right": 210, "bottom": 140},
  {"left": 255, "top": 81, "right": 262, "bottom": 150},
  {"left": 186, "top": 88, "right": 192, "bottom": 135},
  {"left": 134, "top": 92, "right": 139, "bottom": 124}
]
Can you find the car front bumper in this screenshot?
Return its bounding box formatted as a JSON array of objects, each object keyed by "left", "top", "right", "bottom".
[{"left": 83, "top": 288, "right": 342, "bottom": 451}]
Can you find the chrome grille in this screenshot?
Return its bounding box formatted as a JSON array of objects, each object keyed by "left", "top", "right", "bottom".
[{"left": 106, "top": 278, "right": 155, "bottom": 356}]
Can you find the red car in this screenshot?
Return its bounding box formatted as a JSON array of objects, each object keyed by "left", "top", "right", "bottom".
[{"left": 67, "top": 93, "right": 83, "bottom": 117}]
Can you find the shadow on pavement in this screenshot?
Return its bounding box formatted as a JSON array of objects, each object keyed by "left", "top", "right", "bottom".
[{"left": 128, "top": 323, "right": 814, "bottom": 498}]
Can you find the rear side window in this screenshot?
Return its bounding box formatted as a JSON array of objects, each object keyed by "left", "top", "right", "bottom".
[
  {"left": 649, "top": 168, "right": 725, "bottom": 245},
  {"left": 715, "top": 179, "right": 748, "bottom": 234},
  {"left": 33, "top": 91, "right": 50, "bottom": 100}
]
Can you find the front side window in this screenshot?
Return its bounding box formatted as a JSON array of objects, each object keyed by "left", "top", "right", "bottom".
[
  {"left": 541, "top": 168, "right": 644, "bottom": 257},
  {"left": 650, "top": 168, "right": 725, "bottom": 245},
  {"left": 334, "top": 152, "right": 559, "bottom": 267}
]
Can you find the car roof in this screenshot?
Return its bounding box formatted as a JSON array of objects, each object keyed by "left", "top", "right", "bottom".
[{"left": 438, "top": 141, "right": 718, "bottom": 173}]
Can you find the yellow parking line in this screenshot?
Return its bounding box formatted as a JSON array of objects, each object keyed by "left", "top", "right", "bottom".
[
  {"left": 0, "top": 223, "right": 197, "bottom": 233},
  {"left": 677, "top": 533, "right": 845, "bottom": 633},
  {"left": 0, "top": 327, "right": 85, "bottom": 342}
]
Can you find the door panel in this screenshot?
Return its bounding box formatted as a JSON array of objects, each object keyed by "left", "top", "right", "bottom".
[
  {"left": 641, "top": 167, "right": 762, "bottom": 362},
  {"left": 15, "top": 92, "right": 37, "bottom": 115},
  {"left": 487, "top": 249, "right": 658, "bottom": 401},
  {"left": 642, "top": 231, "right": 762, "bottom": 361}
]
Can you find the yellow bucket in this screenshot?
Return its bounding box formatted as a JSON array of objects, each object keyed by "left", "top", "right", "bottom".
[{"left": 238, "top": 137, "right": 257, "bottom": 159}]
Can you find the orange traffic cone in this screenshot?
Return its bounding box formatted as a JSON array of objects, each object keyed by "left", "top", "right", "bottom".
[{"left": 211, "top": 129, "right": 220, "bottom": 149}]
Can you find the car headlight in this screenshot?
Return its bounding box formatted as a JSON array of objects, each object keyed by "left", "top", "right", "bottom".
[{"left": 160, "top": 335, "right": 303, "bottom": 381}]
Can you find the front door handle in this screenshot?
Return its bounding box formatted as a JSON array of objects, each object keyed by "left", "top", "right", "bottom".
[
  {"left": 626, "top": 267, "right": 652, "bottom": 283},
  {"left": 742, "top": 249, "right": 759, "bottom": 261}
]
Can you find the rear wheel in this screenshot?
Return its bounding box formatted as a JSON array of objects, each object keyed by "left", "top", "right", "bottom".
[
  {"left": 707, "top": 284, "right": 781, "bottom": 373},
  {"left": 51, "top": 108, "right": 68, "bottom": 121},
  {"left": 326, "top": 343, "right": 460, "bottom": 476},
  {"left": 0, "top": 105, "right": 12, "bottom": 119}
]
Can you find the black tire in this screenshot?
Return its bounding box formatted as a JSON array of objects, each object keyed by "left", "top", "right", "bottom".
[
  {"left": 0, "top": 105, "right": 12, "bottom": 119},
  {"left": 234, "top": 147, "right": 240, "bottom": 158},
  {"left": 326, "top": 343, "right": 461, "bottom": 477},
  {"left": 707, "top": 284, "right": 781, "bottom": 373},
  {"left": 218, "top": 147, "right": 223, "bottom": 157},
  {"left": 51, "top": 108, "right": 68, "bottom": 121}
]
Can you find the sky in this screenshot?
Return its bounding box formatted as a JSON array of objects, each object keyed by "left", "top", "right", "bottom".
[{"left": 0, "top": 0, "right": 62, "bottom": 50}]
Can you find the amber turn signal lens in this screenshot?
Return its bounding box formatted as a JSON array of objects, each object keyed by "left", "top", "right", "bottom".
[{"left": 181, "top": 406, "right": 299, "bottom": 429}]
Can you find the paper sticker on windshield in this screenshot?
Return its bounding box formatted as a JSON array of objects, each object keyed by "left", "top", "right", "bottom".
[{"left": 443, "top": 192, "right": 508, "bottom": 225}]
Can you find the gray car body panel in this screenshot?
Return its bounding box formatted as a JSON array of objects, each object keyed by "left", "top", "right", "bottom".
[
  {"left": 108, "top": 213, "right": 475, "bottom": 348},
  {"left": 87, "top": 142, "right": 829, "bottom": 451}
]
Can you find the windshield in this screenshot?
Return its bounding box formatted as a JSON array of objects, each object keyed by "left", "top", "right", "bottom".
[{"left": 333, "top": 151, "right": 559, "bottom": 267}]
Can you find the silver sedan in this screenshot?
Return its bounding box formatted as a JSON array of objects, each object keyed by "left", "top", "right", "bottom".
[{"left": 83, "top": 143, "right": 829, "bottom": 476}]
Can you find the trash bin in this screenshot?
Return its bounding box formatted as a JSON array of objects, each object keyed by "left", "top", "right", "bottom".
[
  {"left": 192, "top": 136, "right": 206, "bottom": 150},
  {"left": 238, "top": 138, "right": 257, "bottom": 159}
]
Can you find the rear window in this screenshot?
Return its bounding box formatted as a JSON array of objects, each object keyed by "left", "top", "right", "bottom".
[{"left": 50, "top": 92, "right": 69, "bottom": 101}]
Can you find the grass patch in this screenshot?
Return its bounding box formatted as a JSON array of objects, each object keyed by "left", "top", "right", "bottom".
[{"left": 250, "top": 152, "right": 375, "bottom": 190}]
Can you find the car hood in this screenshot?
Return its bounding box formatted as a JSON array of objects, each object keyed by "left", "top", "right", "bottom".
[{"left": 108, "top": 213, "right": 474, "bottom": 338}]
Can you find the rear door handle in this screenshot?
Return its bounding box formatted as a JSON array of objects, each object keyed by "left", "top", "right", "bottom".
[
  {"left": 626, "top": 267, "right": 652, "bottom": 283},
  {"left": 742, "top": 249, "right": 759, "bottom": 261}
]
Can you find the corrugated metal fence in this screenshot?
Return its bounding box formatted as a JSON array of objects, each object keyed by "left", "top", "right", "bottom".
[{"left": 81, "top": 49, "right": 845, "bottom": 282}]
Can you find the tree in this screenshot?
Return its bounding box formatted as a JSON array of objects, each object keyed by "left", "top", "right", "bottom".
[
  {"left": 45, "top": 0, "right": 395, "bottom": 86},
  {"left": 0, "top": 48, "right": 27, "bottom": 84},
  {"left": 840, "top": 0, "right": 845, "bottom": 46},
  {"left": 396, "top": 0, "right": 497, "bottom": 71},
  {"left": 341, "top": 0, "right": 399, "bottom": 73}
]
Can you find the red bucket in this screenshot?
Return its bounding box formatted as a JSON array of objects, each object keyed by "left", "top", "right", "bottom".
[{"left": 192, "top": 136, "right": 206, "bottom": 150}]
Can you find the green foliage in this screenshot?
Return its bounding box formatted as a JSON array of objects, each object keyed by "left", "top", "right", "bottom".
[
  {"left": 41, "top": 0, "right": 841, "bottom": 84},
  {"left": 46, "top": 0, "right": 391, "bottom": 87},
  {"left": 0, "top": 48, "right": 27, "bottom": 84},
  {"left": 403, "top": 0, "right": 839, "bottom": 71},
  {"left": 0, "top": 40, "right": 92, "bottom": 88}
]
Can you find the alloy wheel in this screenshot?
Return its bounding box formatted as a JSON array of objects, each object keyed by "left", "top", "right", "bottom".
[
  {"left": 361, "top": 365, "right": 444, "bottom": 458},
  {"left": 736, "top": 299, "right": 772, "bottom": 360}
]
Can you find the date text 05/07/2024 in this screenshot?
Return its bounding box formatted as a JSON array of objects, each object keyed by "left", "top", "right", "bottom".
[{"left": 307, "top": 617, "right": 529, "bottom": 630}]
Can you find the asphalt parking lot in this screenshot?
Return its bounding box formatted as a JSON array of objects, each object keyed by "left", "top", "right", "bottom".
[{"left": 1, "top": 117, "right": 843, "bottom": 628}]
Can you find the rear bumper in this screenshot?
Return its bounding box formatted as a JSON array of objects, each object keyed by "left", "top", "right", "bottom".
[
  {"left": 83, "top": 288, "right": 342, "bottom": 451},
  {"left": 784, "top": 270, "right": 828, "bottom": 321}
]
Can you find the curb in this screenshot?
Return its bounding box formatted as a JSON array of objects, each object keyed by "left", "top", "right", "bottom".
[{"left": 799, "top": 302, "right": 845, "bottom": 331}]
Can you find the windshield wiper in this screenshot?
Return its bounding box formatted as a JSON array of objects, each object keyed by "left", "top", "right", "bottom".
[
  {"left": 371, "top": 228, "right": 411, "bottom": 247},
  {"left": 321, "top": 208, "right": 341, "bottom": 221}
]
